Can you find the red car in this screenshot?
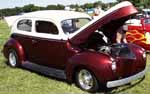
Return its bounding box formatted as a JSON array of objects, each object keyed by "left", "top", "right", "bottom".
[
  {"left": 3, "top": 1, "right": 146, "bottom": 92},
  {"left": 126, "top": 15, "right": 150, "bottom": 51}
]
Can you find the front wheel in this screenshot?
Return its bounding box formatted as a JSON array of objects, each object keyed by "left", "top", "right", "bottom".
[
  {"left": 75, "top": 69, "right": 99, "bottom": 92},
  {"left": 8, "top": 49, "right": 20, "bottom": 67}
]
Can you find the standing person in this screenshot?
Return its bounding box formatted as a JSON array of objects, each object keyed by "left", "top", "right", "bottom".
[
  {"left": 93, "top": 3, "right": 104, "bottom": 19},
  {"left": 116, "top": 25, "right": 128, "bottom": 43}
]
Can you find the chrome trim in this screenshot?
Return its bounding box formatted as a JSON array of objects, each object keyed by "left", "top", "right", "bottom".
[
  {"left": 9, "top": 51, "right": 17, "bottom": 67},
  {"left": 78, "top": 69, "right": 94, "bottom": 90},
  {"left": 107, "top": 69, "right": 146, "bottom": 88}
]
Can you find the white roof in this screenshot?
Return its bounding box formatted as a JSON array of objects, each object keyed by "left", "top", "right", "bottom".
[
  {"left": 5, "top": 10, "right": 91, "bottom": 27},
  {"left": 22, "top": 10, "right": 91, "bottom": 22}
]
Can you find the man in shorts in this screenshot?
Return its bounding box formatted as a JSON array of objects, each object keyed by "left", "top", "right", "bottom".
[{"left": 116, "top": 26, "right": 128, "bottom": 43}]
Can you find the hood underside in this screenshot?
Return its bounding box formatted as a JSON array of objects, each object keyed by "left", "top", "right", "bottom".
[{"left": 70, "top": 1, "right": 138, "bottom": 45}]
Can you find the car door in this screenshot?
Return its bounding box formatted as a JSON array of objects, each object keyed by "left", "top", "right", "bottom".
[
  {"left": 12, "top": 18, "right": 36, "bottom": 61},
  {"left": 31, "top": 19, "right": 68, "bottom": 69}
]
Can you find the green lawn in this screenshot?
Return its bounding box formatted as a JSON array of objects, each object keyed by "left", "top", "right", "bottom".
[{"left": 0, "top": 20, "right": 150, "bottom": 94}]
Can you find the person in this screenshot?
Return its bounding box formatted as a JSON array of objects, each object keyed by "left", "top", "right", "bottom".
[
  {"left": 116, "top": 25, "right": 128, "bottom": 43},
  {"left": 93, "top": 3, "right": 104, "bottom": 19}
]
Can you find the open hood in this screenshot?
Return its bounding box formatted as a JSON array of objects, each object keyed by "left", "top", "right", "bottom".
[{"left": 70, "top": 1, "right": 138, "bottom": 45}]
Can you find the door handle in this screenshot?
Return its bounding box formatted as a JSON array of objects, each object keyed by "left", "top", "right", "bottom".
[{"left": 32, "top": 40, "right": 37, "bottom": 44}]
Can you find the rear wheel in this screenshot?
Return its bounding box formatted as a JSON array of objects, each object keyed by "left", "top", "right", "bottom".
[
  {"left": 8, "top": 49, "right": 20, "bottom": 67},
  {"left": 75, "top": 69, "right": 99, "bottom": 92}
]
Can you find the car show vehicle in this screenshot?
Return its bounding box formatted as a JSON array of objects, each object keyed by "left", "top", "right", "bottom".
[
  {"left": 126, "top": 15, "right": 150, "bottom": 51},
  {"left": 3, "top": 1, "right": 146, "bottom": 92}
]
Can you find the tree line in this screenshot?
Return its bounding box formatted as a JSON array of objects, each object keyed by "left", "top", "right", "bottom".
[
  {"left": 117, "top": 0, "right": 150, "bottom": 8},
  {"left": 0, "top": 4, "right": 65, "bottom": 16},
  {"left": 0, "top": 1, "right": 116, "bottom": 17},
  {"left": 0, "top": 0, "right": 150, "bottom": 17}
]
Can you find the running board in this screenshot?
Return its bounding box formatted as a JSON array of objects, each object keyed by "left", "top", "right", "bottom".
[{"left": 22, "top": 61, "right": 66, "bottom": 79}]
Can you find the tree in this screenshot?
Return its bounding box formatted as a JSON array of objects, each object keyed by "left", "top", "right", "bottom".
[
  {"left": 56, "top": 4, "right": 65, "bottom": 10},
  {"left": 46, "top": 4, "right": 65, "bottom": 10},
  {"left": 23, "top": 4, "right": 40, "bottom": 12},
  {"left": 141, "top": 0, "right": 150, "bottom": 8},
  {"left": 117, "top": 0, "right": 150, "bottom": 8},
  {"left": 81, "top": 3, "right": 93, "bottom": 9},
  {"left": 0, "top": 1, "right": 117, "bottom": 17}
]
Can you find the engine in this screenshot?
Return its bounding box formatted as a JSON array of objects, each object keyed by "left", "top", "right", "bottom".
[{"left": 79, "top": 31, "right": 135, "bottom": 58}]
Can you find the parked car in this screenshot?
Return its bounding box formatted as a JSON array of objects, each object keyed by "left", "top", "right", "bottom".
[
  {"left": 126, "top": 15, "right": 150, "bottom": 51},
  {"left": 3, "top": 1, "right": 146, "bottom": 92},
  {"left": 142, "top": 9, "right": 150, "bottom": 18}
]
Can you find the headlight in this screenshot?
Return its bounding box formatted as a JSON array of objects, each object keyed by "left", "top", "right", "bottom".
[
  {"left": 139, "top": 48, "right": 146, "bottom": 59},
  {"left": 110, "top": 58, "right": 117, "bottom": 71},
  {"left": 141, "top": 48, "right": 145, "bottom": 52},
  {"left": 143, "top": 51, "right": 146, "bottom": 59},
  {"left": 112, "top": 61, "right": 117, "bottom": 71}
]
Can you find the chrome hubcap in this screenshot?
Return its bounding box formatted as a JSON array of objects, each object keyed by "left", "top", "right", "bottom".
[
  {"left": 78, "top": 69, "right": 94, "bottom": 90},
  {"left": 9, "top": 51, "right": 17, "bottom": 67}
]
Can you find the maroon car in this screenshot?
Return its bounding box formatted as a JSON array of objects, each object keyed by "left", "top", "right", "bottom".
[{"left": 3, "top": 1, "right": 146, "bottom": 92}]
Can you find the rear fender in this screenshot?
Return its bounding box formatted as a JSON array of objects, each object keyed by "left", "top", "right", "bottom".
[{"left": 3, "top": 38, "right": 25, "bottom": 62}]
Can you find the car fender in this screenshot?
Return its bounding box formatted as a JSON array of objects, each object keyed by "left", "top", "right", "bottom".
[
  {"left": 65, "top": 51, "right": 115, "bottom": 83},
  {"left": 3, "top": 38, "right": 25, "bottom": 62}
]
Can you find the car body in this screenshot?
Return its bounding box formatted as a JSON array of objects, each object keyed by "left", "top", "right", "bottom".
[
  {"left": 3, "top": 1, "right": 146, "bottom": 92},
  {"left": 126, "top": 15, "right": 150, "bottom": 51}
]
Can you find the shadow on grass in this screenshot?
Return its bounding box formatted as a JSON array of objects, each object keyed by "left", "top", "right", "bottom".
[
  {"left": 4, "top": 60, "right": 67, "bottom": 82},
  {"left": 4, "top": 61, "right": 145, "bottom": 94}
]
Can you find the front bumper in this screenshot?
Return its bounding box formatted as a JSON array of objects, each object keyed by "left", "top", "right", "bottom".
[{"left": 106, "top": 69, "right": 146, "bottom": 88}]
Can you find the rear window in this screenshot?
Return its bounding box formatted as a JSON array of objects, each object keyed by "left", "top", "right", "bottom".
[{"left": 17, "top": 19, "right": 32, "bottom": 32}]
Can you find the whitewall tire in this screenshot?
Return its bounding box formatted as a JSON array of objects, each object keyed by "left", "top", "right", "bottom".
[
  {"left": 8, "top": 49, "right": 20, "bottom": 67},
  {"left": 75, "top": 69, "right": 99, "bottom": 92}
]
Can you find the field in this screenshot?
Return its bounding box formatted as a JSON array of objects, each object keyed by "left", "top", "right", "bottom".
[{"left": 0, "top": 20, "right": 150, "bottom": 94}]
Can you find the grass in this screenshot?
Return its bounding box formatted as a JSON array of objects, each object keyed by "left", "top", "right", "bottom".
[{"left": 0, "top": 19, "right": 150, "bottom": 94}]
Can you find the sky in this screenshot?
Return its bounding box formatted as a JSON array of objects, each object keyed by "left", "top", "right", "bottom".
[{"left": 0, "top": 0, "right": 116, "bottom": 9}]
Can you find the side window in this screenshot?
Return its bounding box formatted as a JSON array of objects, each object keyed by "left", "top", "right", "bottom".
[
  {"left": 17, "top": 19, "right": 32, "bottom": 32},
  {"left": 35, "top": 21, "right": 58, "bottom": 35}
]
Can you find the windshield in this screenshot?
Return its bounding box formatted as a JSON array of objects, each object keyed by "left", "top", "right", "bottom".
[{"left": 61, "top": 18, "right": 91, "bottom": 34}]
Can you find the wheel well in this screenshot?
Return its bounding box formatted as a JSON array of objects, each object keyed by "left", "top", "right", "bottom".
[
  {"left": 72, "top": 65, "right": 84, "bottom": 83},
  {"left": 6, "top": 47, "right": 17, "bottom": 58},
  {"left": 6, "top": 46, "right": 25, "bottom": 63},
  {"left": 73, "top": 65, "right": 106, "bottom": 87}
]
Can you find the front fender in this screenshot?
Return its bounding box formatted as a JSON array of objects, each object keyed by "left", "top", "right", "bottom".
[
  {"left": 65, "top": 51, "right": 115, "bottom": 83},
  {"left": 3, "top": 38, "right": 25, "bottom": 62},
  {"left": 128, "top": 43, "right": 146, "bottom": 62}
]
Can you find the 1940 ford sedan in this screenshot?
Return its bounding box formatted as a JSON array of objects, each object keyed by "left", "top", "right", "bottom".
[{"left": 3, "top": 1, "right": 146, "bottom": 92}]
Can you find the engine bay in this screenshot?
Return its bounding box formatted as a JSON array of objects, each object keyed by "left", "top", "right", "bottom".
[{"left": 80, "top": 31, "right": 135, "bottom": 58}]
